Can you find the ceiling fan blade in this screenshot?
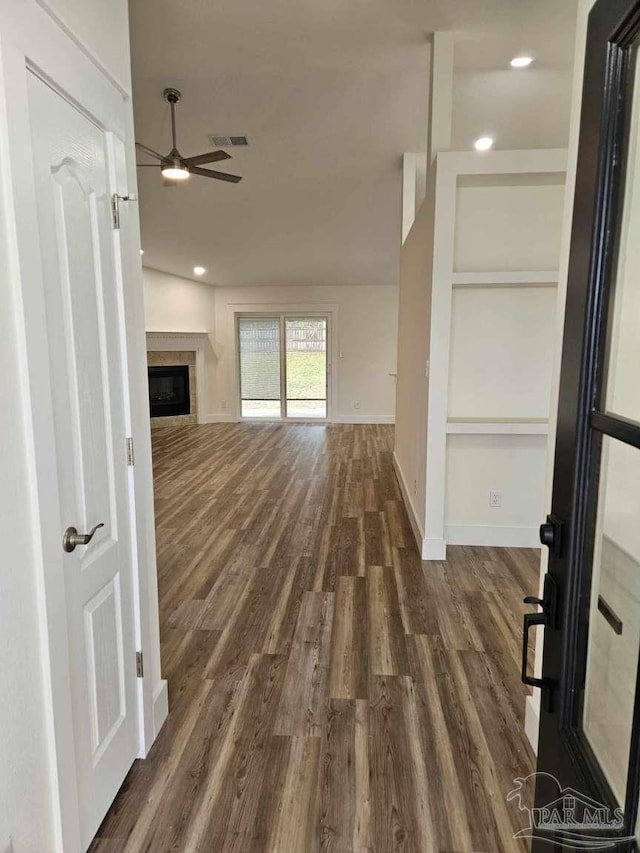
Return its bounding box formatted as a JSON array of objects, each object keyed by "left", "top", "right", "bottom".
[
  {"left": 135, "top": 141, "right": 165, "bottom": 161},
  {"left": 182, "top": 150, "right": 231, "bottom": 167},
  {"left": 189, "top": 165, "right": 242, "bottom": 183}
]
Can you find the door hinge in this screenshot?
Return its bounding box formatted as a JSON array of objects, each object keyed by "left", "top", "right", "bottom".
[
  {"left": 126, "top": 436, "right": 134, "bottom": 466},
  {"left": 136, "top": 650, "right": 144, "bottom": 678},
  {"left": 111, "top": 193, "right": 138, "bottom": 229}
]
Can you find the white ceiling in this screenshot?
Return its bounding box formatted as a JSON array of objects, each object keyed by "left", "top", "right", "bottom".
[{"left": 129, "top": 0, "right": 578, "bottom": 287}]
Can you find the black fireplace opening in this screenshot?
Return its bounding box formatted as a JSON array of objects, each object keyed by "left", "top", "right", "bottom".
[{"left": 148, "top": 365, "right": 191, "bottom": 418}]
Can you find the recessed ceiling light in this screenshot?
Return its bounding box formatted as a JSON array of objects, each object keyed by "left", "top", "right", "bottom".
[
  {"left": 193, "top": 266, "right": 206, "bottom": 275},
  {"left": 510, "top": 56, "right": 534, "bottom": 68},
  {"left": 474, "top": 136, "right": 494, "bottom": 152}
]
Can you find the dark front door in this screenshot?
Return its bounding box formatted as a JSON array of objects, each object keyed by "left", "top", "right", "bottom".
[{"left": 532, "top": 0, "right": 640, "bottom": 849}]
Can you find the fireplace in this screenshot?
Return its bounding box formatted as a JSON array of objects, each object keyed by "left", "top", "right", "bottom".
[{"left": 148, "top": 365, "right": 191, "bottom": 418}]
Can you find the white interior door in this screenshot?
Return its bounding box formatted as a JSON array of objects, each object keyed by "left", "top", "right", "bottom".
[{"left": 27, "top": 71, "right": 138, "bottom": 848}]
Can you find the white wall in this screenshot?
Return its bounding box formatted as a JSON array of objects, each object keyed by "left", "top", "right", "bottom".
[
  {"left": 454, "top": 182, "right": 566, "bottom": 273},
  {"left": 445, "top": 178, "right": 564, "bottom": 547},
  {"left": 143, "top": 267, "right": 217, "bottom": 332},
  {"left": 448, "top": 285, "right": 557, "bottom": 420},
  {"left": 142, "top": 269, "right": 399, "bottom": 423},
  {"left": 37, "top": 0, "right": 132, "bottom": 90},
  {"left": 212, "top": 284, "right": 398, "bottom": 422}
]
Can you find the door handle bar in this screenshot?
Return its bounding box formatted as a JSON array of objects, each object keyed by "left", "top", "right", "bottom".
[
  {"left": 521, "top": 574, "right": 557, "bottom": 712},
  {"left": 62, "top": 522, "right": 104, "bottom": 553},
  {"left": 522, "top": 599, "right": 548, "bottom": 690}
]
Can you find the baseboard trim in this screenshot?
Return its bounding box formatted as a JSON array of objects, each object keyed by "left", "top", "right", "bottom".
[
  {"left": 525, "top": 694, "right": 540, "bottom": 754},
  {"left": 204, "top": 413, "right": 236, "bottom": 423},
  {"left": 152, "top": 679, "right": 168, "bottom": 738},
  {"left": 333, "top": 415, "right": 395, "bottom": 424},
  {"left": 203, "top": 414, "right": 394, "bottom": 425},
  {"left": 392, "top": 452, "right": 424, "bottom": 554},
  {"left": 444, "top": 524, "right": 540, "bottom": 548},
  {"left": 421, "top": 537, "right": 447, "bottom": 561}
]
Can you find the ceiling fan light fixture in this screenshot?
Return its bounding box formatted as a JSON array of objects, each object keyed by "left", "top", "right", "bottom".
[
  {"left": 161, "top": 162, "right": 189, "bottom": 181},
  {"left": 136, "top": 88, "right": 241, "bottom": 185}
]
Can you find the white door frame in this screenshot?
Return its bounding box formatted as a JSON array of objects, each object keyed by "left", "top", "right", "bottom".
[
  {"left": 0, "top": 8, "right": 164, "bottom": 850},
  {"left": 229, "top": 302, "right": 339, "bottom": 422}
]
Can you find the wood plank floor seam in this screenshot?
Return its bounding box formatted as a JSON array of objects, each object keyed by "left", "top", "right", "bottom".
[{"left": 91, "top": 423, "right": 539, "bottom": 852}]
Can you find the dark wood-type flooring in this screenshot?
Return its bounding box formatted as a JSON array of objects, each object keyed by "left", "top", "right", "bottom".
[{"left": 92, "top": 423, "right": 538, "bottom": 852}]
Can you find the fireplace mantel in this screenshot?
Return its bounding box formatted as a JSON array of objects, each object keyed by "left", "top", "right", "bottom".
[
  {"left": 146, "top": 331, "right": 212, "bottom": 341},
  {"left": 146, "top": 332, "right": 211, "bottom": 425}
]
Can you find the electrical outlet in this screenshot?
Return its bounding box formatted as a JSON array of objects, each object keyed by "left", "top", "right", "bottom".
[
  {"left": 489, "top": 490, "right": 502, "bottom": 508},
  {"left": 354, "top": 401, "right": 360, "bottom": 409},
  {"left": 425, "top": 359, "right": 430, "bottom": 378},
  {"left": 221, "top": 400, "right": 227, "bottom": 409}
]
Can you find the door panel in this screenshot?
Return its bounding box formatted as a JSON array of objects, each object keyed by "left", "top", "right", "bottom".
[
  {"left": 28, "top": 72, "right": 137, "bottom": 848},
  {"left": 284, "top": 317, "right": 327, "bottom": 419},
  {"left": 51, "top": 160, "right": 117, "bottom": 536},
  {"left": 238, "top": 315, "right": 282, "bottom": 418},
  {"left": 583, "top": 435, "right": 640, "bottom": 807},
  {"left": 533, "top": 0, "right": 640, "bottom": 848}
]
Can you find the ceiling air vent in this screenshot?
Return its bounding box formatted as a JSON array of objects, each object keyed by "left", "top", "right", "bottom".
[{"left": 209, "top": 135, "right": 249, "bottom": 147}]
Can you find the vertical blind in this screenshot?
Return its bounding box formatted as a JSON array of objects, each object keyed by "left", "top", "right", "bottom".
[{"left": 238, "top": 316, "right": 281, "bottom": 401}]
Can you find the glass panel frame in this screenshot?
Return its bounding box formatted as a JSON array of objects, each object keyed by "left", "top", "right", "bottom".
[
  {"left": 284, "top": 317, "right": 328, "bottom": 420},
  {"left": 567, "top": 26, "right": 640, "bottom": 834}
]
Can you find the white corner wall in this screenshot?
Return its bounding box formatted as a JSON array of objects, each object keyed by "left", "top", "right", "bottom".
[
  {"left": 394, "top": 152, "right": 566, "bottom": 560},
  {"left": 143, "top": 267, "right": 218, "bottom": 418},
  {"left": 142, "top": 270, "right": 399, "bottom": 424},
  {"left": 394, "top": 179, "right": 436, "bottom": 547}
]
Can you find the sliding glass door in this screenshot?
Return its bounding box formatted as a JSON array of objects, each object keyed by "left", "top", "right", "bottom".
[
  {"left": 284, "top": 318, "right": 327, "bottom": 418},
  {"left": 237, "top": 314, "right": 328, "bottom": 420}
]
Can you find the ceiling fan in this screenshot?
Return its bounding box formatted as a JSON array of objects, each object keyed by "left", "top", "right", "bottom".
[{"left": 135, "top": 88, "right": 242, "bottom": 186}]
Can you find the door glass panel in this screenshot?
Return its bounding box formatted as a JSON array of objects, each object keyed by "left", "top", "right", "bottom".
[
  {"left": 284, "top": 318, "right": 327, "bottom": 419},
  {"left": 238, "top": 316, "right": 281, "bottom": 418},
  {"left": 605, "top": 46, "right": 640, "bottom": 423},
  {"left": 583, "top": 435, "right": 640, "bottom": 806}
]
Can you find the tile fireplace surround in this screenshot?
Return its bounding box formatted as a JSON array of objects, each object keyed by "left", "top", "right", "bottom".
[{"left": 146, "top": 332, "right": 210, "bottom": 428}]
